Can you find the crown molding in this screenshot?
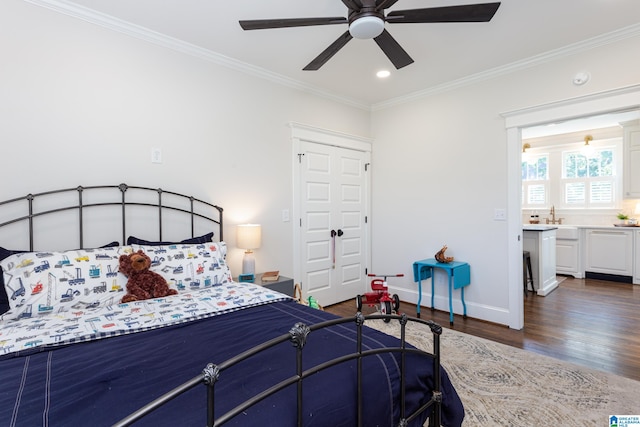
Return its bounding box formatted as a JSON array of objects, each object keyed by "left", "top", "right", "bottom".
[
  {"left": 24, "top": 0, "right": 372, "bottom": 111},
  {"left": 23, "top": 0, "right": 640, "bottom": 113},
  {"left": 372, "top": 23, "right": 640, "bottom": 111}
]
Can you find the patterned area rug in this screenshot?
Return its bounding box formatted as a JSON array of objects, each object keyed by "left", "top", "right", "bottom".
[{"left": 367, "top": 319, "right": 640, "bottom": 426}]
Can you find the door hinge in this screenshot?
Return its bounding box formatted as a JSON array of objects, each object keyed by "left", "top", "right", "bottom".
[
  {"left": 365, "top": 216, "right": 368, "bottom": 223},
  {"left": 299, "top": 218, "right": 302, "bottom": 227},
  {"left": 298, "top": 153, "right": 305, "bottom": 163}
]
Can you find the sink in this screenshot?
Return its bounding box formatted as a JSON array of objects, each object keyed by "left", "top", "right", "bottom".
[{"left": 555, "top": 225, "right": 578, "bottom": 239}]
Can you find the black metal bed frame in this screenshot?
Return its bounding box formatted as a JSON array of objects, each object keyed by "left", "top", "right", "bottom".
[
  {"left": 113, "top": 313, "right": 444, "bottom": 427},
  {"left": 0, "top": 183, "right": 223, "bottom": 249},
  {"left": 0, "top": 185, "right": 444, "bottom": 427}
]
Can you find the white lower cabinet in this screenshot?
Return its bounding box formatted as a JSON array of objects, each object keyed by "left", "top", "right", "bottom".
[
  {"left": 584, "top": 229, "right": 633, "bottom": 277},
  {"left": 524, "top": 229, "right": 558, "bottom": 296},
  {"left": 556, "top": 238, "right": 581, "bottom": 278},
  {"left": 635, "top": 230, "right": 640, "bottom": 285}
]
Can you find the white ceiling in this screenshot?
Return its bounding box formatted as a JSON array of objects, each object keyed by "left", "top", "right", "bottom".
[{"left": 38, "top": 0, "right": 640, "bottom": 107}]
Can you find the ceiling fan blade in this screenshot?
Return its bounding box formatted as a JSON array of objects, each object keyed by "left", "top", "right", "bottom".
[
  {"left": 386, "top": 2, "right": 501, "bottom": 23},
  {"left": 342, "top": 0, "right": 363, "bottom": 11},
  {"left": 376, "top": 0, "right": 399, "bottom": 11},
  {"left": 373, "top": 29, "right": 414, "bottom": 69},
  {"left": 303, "top": 31, "right": 353, "bottom": 71},
  {"left": 240, "top": 17, "right": 347, "bottom": 30}
]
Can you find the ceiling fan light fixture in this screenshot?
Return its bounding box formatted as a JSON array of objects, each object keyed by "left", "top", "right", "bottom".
[
  {"left": 349, "top": 16, "right": 384, "bottom": 39},
  {"left": 239, "top": 2, "right": 502, "bottom": 70}
]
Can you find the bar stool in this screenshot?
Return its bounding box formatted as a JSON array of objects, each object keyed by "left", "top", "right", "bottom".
[{"left": 522, "top": 251, "right": 534, "bottom": 295}]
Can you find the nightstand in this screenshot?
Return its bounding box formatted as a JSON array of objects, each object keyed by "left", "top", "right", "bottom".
[{"left": 255, "top": 273, "right": 294, "bottom": 297}]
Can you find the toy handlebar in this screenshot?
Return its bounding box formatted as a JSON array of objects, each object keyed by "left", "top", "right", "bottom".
[{"left": 367, "top": 273, "right": 404, "bottom": 278}]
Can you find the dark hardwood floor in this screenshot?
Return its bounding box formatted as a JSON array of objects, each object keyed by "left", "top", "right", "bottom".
[{"left": 323, "top": 276, "right": 640, "bottom": 382}]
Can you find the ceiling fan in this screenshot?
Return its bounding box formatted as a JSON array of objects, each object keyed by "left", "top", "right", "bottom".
[{"left": 239, "top": 1, "right": 501, "bottom": 71}]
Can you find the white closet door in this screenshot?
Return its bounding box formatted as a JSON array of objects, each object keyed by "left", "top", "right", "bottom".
[{"left": 299, "top": 140, "right": 368, "bottom": 306}]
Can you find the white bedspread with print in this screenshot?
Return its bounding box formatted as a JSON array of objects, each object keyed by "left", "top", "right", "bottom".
[
  {"left": 0, "top": 241, "right": 291, "bottom": 357},
  {"left": 0, "top": 282, "right": 289, "bottom": 356}
]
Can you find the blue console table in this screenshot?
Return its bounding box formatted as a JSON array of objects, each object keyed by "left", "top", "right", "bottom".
[{"left": 412, "top": 258, "right": 470, "bottom": 325}]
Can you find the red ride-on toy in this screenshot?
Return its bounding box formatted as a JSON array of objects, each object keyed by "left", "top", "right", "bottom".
[{"left": 356, "top": 273, "right": 403, "bottom": 322}]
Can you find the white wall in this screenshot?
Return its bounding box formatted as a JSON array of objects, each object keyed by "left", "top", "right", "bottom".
[
  {"left": 3, "top": 0, "right": 640, "bottom": 327},
  {"left": 0, "top": 0, "right": 370, "bottom": 277},
  {"left": 371, "top": 32, "right": 640, "bottom": 326}
]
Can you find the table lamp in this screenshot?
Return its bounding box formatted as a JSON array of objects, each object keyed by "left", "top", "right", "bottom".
[{"left": 237, "top": 224, "right": 261, "bottom": 275}]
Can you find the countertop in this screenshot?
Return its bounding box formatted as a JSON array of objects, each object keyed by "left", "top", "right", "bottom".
[
  {"left": 523, "top": 224, "right": 558, "bottom": 231},
  {"left": 524, "top": 224, "right": 639, "bottom": 230},
  {"left": 574, "top": 224, "right": 640, "bottom": 229}
]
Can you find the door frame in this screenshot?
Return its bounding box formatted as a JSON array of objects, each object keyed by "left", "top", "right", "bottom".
[
  {"left": 289, "top": 122, "right": 373, "bottom": 297},
  {"left": 502, "top": 83, "right": 640, "bottom": 330}
]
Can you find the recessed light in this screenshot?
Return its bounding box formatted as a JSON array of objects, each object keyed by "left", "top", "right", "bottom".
[{"left": 376, "top": 70, "right": 390, "bottom": 78}]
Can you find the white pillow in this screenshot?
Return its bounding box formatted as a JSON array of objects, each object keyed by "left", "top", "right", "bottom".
[
  {"left": 1, "top": 246, "right": 133, "bottom": 320},
  {"left": 131, "top": 242, "right": 232, "bottom": 292}
]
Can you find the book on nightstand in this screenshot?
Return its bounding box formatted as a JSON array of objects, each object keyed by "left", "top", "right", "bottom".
[{"left": 261, "top": 271, "right": 280, "bottom": 282}]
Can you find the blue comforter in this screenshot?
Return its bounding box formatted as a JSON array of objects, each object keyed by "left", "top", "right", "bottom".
[{"left": 0, "top": 299, "right": 464, "bottom": 426}]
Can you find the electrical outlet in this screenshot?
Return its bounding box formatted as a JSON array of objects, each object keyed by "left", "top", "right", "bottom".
[
  {"left": 494, "top": 208, "right": 506, "bottom": 221},
  {"left": 282, "top": 209, "right": 290, "bottom": 222}
]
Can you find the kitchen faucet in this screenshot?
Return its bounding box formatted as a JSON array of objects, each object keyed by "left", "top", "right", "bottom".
[{"left": 546, "top": 205, "right": 563, "bottom": 224}]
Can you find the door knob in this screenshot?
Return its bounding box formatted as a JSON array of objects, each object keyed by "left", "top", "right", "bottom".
[{"left": 337, "top": 229, "right": 344, "bottom": 237}]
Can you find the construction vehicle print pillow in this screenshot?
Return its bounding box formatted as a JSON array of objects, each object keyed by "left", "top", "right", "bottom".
[{"left": 0, "top": 246, "right": 132, "bottom": 320}]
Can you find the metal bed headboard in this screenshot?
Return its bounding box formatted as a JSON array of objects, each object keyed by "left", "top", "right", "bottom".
[{"left": 0, "top": 183, "right": 223, "bottom": 250}]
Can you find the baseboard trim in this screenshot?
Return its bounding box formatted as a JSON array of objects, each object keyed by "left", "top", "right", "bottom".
[
  {"left": 584, "top": 272, "right": 632, "bottom": 283},
  {"left": 392, "top": 287, "right": 511, "bottom": 328}
]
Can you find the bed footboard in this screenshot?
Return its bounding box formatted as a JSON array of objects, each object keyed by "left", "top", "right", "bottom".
[{"left": 113, "top": 313, "right": 444, "bottom": 427}]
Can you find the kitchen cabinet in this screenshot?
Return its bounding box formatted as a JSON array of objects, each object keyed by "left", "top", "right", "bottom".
[
  {"left": 556, "top": 238, "right": 581, "bottom": 278},
  {"left": 523, "top": 226, "right": 558, "bottom": 296},
  {"left": 635, "top": 230, "right": 640, "bottom": 285},
  {"left": 584, "top": 229, "right": 633, "bottom": 277},
  {"left": 623, "top": 121, "right": 640, "bottom": 198}
]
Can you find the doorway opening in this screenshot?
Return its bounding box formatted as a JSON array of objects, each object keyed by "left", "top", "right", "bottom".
[{"left": 503, "top": 84, "right": 640, "bottom": 329}]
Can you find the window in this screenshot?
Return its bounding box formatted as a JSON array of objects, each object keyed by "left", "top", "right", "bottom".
[
  {"left": 561, "top": 148, "right": 615, "bottom": 208},
  {"left": 522, "top": 154, "right": 548, "bottom": 207},
  {"left": 521, "top": 136, "right": 622, "bottom": 213}
]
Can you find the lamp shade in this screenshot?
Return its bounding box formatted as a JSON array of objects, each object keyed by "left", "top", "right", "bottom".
[{"left": 236, "top": 224, "right": 261, "bottom": 250}]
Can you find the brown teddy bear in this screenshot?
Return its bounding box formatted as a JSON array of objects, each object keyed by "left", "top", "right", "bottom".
[{"left": 119, "top": 250, "right": 178, "bottom": 303}]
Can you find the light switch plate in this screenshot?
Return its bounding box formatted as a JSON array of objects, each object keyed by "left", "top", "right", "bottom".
[{"left": 151, "top": 148, "right": 162, "bottom": 164}]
